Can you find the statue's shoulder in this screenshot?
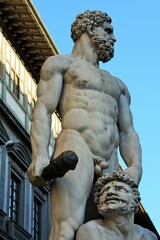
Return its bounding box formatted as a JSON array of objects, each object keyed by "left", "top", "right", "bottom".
[
  {"left": 76, "top": 220, "right": 100, "bottom": 239},
  {"left": 78, "top": 219, "right": 98, "bottom": 231},
  {"left": 116, "top": 77, "right": 131, "bottom": 100},
  {"left": 76, "top": 219, "right": 114, "bottom": 240},
  {"left": 101, "top": 69, "right": 130, "bottom": 100},
  {"left": 134, "top": 224, "right": 158, "bottom": 240},
  {"left": 101, "top": 69, "right": 115, "bottom": 79},
  {"left": 101, "top": 69, "right": 123, "bottom": 86},
  {"left": 40, "top": 54, "right": 74, "bottom": 79},
  {"left": 51, "top": 54, "right": 74, "bottom": 64}
]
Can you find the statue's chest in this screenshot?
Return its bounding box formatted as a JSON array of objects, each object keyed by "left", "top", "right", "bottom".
[
  {"left": 64, "top": 60, "right": 121, "bottom": 99},
  {"left": 65, "top": 60, "right": 103, "bottom": 91}
]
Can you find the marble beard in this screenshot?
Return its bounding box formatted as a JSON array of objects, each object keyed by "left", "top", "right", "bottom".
[{"left": 27, "top": 10, "right": 157, "bottom": 240}]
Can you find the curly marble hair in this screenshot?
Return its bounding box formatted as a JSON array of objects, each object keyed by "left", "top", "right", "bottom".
[
  {"left": 94, "top": 171, "right": 141, "bottom": 214},
  {"left": 71, "top": 10, "right": 112, "bottom": 42}
]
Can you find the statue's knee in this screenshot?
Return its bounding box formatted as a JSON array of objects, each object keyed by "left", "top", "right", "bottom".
[{"left": 58, "top": 222, "right": 75, "bottom": 240}]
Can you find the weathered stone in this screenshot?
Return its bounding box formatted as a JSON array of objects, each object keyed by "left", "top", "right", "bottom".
[{"left": 28, "top": 10, "right": 143, "bottom": 240}]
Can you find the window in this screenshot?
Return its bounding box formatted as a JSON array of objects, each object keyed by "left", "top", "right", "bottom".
[
  {"left": 5, "top": 40, "right": 25, "bottom": 106},
  {"left": 27, "top": 92, "right": 32, "bottom": 116},
  {"left": 6, "top": 42, "right": 10, "bottom": 61},
  {"left": 14, "top": 74, "right": 20, "bottom": 98},
  {"left": 33, "top": 197, "right": 42, "bottom": 240},
  {"left": 0, "top": 31, "right": 2, "bottom": 49},
  {"left": 16, "top": 57, "right": 19, "bottom": 74},
  {"left": 3, "top": 38, "right": 39, "bottom": 112},
  {"left": 0, "top": 51, "right": 2, "bottom": 76},
  {"left": 19, "top": 64, "right": 25, "bottom": 105},
  {"left": 52, "top": 112, "right": 62, "bottom": 138},
  {"left": 10, "top": 69, "right": 15, "bottom": 92},
  {"left": 5, "top": 61, "right": 10, "bottom": 86},
  {"left": 27, "top": 74, "right": 37, "bottom": 117},
  {"left": 0, "top": 31, "right": 2, "bottom": 76},
  {"left": 9, "top": 173, "right": 20, "bottom": 222},
  {"left": 11, "top": 50, "right": 15, "bottom": 68}
]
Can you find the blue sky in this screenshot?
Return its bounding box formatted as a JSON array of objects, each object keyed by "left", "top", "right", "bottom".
[{"left": 32, "top": 0, "right": 160, "bottom": 234}]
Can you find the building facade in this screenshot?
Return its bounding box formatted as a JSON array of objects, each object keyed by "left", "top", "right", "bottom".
[
  {"left": 0, "top": 0, "right": 159, "bottom": 240},
  {"left": 0, "top": 0, "right": 61, "bottom": 239}
]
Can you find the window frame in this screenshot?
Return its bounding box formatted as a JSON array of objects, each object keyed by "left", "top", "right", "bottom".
[
  {"left": 5, "top": 41, "right": 25, "bottom": 107},
  {"left": 9, "top": 171, "right": 21, "bottom": 222},
  {"left": 32, "top": 195, "right": 42, "bottom": 240},
  {"left": 8, "top": 163, "right": 24, "bottom": 226},
  {"left": 32, "top": 186, "right": 50, "bottom": 240}
]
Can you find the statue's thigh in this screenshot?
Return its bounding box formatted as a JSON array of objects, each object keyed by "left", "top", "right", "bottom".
[
  {"left": 54, "top": 129, "right": 94, "bottom": 178},
  {"left": 51, "top": 129, "right": 94, "bottom": 223}
]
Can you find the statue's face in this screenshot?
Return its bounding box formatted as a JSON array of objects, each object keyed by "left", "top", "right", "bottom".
[
  {"left": 95, "top": 22, "right": 116, "bottom": 47},
  {"left": 91, "top": 21, "right": 116, "bottom": 63},
  {"left": 99, "top": 180, "right": 134, "bottom": 216}
]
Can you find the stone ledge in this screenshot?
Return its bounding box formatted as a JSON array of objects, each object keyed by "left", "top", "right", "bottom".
[
  {"left": 6, "top": 220, "right": 32, "bottom": 240},
  {"left": 0, "top": 209, "right": 7, "bottom": 231}
]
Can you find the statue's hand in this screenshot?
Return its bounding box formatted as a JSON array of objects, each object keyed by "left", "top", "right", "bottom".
[
  {"left": 27, "top": 156, "right": 50, "bottom": 186},
  {"left": 124, "top": 165, "right": 142, "bottom": 185}
]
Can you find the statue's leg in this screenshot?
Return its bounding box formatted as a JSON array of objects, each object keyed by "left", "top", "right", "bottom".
[{"left": 49, "top": 130, "right": 94, "bottom": 240}]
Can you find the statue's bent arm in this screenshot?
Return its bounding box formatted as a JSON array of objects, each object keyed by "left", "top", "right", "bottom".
[{"left": 118, "top": 88, "right": 142, "bottom": 184}]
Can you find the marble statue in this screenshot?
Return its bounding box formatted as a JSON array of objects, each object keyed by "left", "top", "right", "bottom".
[
  {"left": 27, "top": 10, "right": 142, "bottom": 240},
  {"left": 76, "top": 171, "right": 158, "bottom": 240}
]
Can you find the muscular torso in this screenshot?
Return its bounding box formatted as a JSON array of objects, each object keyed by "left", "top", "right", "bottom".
[
  {"left": 58, "top": 58, "right": 124, "bottom": 160},
  {"left": 76, "top": 220, "right": 157, "bottom": 240}
]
